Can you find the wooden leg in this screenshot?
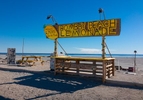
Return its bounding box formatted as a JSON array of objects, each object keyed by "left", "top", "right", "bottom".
[
  {"left": 102, "top": 61, "right": 106, "bottom": 83},
  {"left": 93, "top": 61, "right": 96, "bottom": 75},
  {"left": 62, "top": 61, "right": 65, "bottom": 73},
  {"left": 41, "top": 61, "right": 44, "bottom": 65},
  {"left": 76, "top": 60, "right": 79, "bottom": 75},
  {"left": 112, "top": 59, "right": 115, "bottom": 76}
]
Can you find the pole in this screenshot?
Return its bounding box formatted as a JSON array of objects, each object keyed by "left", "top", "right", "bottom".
[
  {"left": 99, "top": 8, "right": 106, "bottom": 59},
  {"left": 102, "top": 35, "right": 106, "bottom": 59},
  {"left": 134, "top": 52, "right": 136, "bottom": 72},
  {"left": 22, "top": 38, "right": 24, "bottom": 57},
  {"left": 54, "top": 38, "right": 58, "bottom": 57},
  {"left": 134, "top": 50, "right": 137, "bottom": 73}
]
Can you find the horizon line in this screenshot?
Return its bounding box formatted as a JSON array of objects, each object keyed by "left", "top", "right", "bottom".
[{"left": 0, "top": 52, "right": 142, "bottom": 55}]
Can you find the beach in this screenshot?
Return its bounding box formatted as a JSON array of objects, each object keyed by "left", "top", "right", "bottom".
[{"left": 0, "top": 55, "right": 143, "bottom": 100}]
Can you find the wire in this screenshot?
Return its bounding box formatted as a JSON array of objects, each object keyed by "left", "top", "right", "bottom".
[
  {"left": 105, "top": 42, "right": 112, "bottom": 58},
  {"left": 57, "top": 41, "right": 68, "bottom": 56}
]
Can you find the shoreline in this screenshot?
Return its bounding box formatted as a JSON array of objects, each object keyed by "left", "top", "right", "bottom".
[{"left": 0, "top": 53, "right": 143, "bottom": 57}]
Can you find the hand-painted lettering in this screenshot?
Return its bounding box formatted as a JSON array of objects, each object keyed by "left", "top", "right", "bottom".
[{"left": 57, "top": 19, "right": 120, "bottom": 38}]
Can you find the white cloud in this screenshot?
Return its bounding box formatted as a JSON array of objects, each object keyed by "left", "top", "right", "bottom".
[
  {"left": 75, "top": 47, "right": 101, "bottom": 54},
  {"left": 75, "top": 47, "right": 117, "bottom": 54}
]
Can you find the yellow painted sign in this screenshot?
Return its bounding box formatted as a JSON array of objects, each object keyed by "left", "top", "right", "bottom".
[
  {"left": 44, "top": 19, "right": 120, "bottom": 39},
  {"left": 58, "top": 19, "right": 120, "bottom": 38},
  {"left": 44, "top": 25, "right": 58, "bottom": 39}
]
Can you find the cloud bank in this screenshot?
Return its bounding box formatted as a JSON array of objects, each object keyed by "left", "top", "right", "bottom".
[
  {"left": 75, "top": 47, "right": 116, "bottom": 54},
  {"left": 76, "top": 47, "right": 101, "bottom": 54}
]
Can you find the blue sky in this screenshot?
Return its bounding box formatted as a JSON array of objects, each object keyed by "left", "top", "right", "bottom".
[{"left": 0, "top": 0, "right": 143, "bottom": 54}]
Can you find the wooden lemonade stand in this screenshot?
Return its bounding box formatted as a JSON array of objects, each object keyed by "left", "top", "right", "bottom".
[{"left": 44, "top": 10, "right": 121, "bottom": 83}]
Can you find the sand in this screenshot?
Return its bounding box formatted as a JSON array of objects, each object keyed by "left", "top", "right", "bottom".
[{"left": 0, "top": 55, "right": 143, "bottom": 100}]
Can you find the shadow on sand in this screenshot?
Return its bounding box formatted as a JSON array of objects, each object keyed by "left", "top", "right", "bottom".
[
  {"left": 106, "top": 80, "right": 143, "bottom": 90},
  {"left": 0, "top": 95, "right": 11, "bottom": 100},
  {"left": 0, "top": 67, "right": 143, "bottom": 99},
  {"left": 0, "top": 67, "right": 102, "bottom": 92}
]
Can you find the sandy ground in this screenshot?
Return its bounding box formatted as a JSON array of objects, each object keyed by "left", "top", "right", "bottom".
[{"left": 0, "top": 55, "right": 143, "bottom": 100}]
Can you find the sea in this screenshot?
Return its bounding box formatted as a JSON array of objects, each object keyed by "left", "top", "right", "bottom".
[{"left": 0, "top": 53, "right": 143, "bottom": 58}]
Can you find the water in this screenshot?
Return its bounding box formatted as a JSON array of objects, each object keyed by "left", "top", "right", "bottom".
[
  {"left": 68, "top": 54, "right": 143, "bottom": 58},
  {"left": 0, "top": 53, "right": 143, "bottom": 58}
]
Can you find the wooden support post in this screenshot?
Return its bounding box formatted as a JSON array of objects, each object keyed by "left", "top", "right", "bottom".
[
  {"left": 102, "top": 36, "right": 106, "bottom": 59},
  {"left": 62, "top": 60, "right": 65, "bottom": 73},
  {"left": 102, "top": 60, "right": 106, "bottom": 83},
  {"left": 93, "top": 61, "right": 96, "bottom": 75},
  {"left": 112, "top": 59, "right": 115, "bottom": 76},
  {"left": 54, "top": 38, "right": 58, "bottom": 75},
  {"left": 106, "top": 61, "right": 110, "bottom": 78},
  {"left": 54, "top": 38, "right": 58, "bottom": 57},
  {"left": 54, "top": 58, "right": 57, "bottom": 75},
  {"left": 26, "top": 57, "right": 28, "bottom": 62},
  {"left": 21, "top": 57, "right": 24, "bottom": 64},
  {"left": 76, "top": 60, "right": 79, "bottom": 75},
  {"left": 107, "top": 65, "right": 110, "bottom": 78}
]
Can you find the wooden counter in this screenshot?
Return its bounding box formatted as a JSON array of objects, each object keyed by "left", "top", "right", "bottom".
[{"left": 53, "top": 56, "right": 115, "bottom": 83}]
